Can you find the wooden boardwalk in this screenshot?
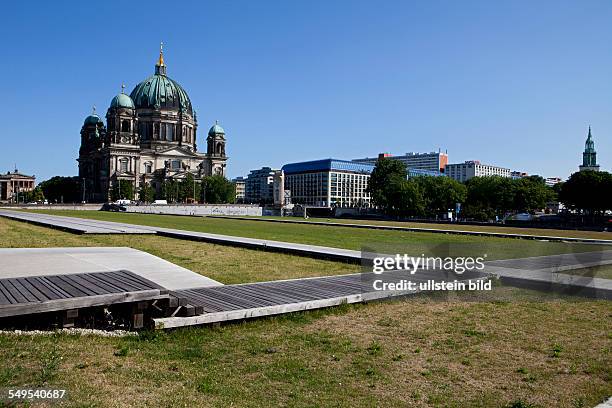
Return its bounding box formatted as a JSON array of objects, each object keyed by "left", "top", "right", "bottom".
[
  {"left": 0, "top": 270, "right": 168, "bottom": 318},
  {"left": 155, "top": 269, "right": 488, "bottom": 329}
]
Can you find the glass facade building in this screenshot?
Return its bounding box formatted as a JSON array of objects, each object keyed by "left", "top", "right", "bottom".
[{"left": 282, "top": 159, "right": 374, "bottom": 208}]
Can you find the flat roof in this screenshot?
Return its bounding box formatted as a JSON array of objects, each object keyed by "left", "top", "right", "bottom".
[{"left": 282, "top": 159, "right": 375, "bottom": 174}]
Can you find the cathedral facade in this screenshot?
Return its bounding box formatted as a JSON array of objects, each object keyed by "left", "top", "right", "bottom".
[{"left": 78, "top": 45, "right": 227, "bottom": 202}]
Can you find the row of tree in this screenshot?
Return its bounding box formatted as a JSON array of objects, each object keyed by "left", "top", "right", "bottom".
[
  {"left": 34, "top": 174, "right": 236, "bottom": 204},
  {"left": 558, "top": 170, "right": 612, "bottom": 214},
  {"left": 367, "top": 158, "right": 564, "bottom": 220}
]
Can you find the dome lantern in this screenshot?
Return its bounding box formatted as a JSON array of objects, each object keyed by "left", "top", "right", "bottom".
[{"left": 155, "top": 41, "right": 166, "bottom": 76}]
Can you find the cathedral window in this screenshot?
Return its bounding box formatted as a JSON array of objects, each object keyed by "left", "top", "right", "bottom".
[
  {"left": 166, "top": 123, "right": 174, "bottom": 141},
  {"left": 119, "top": 159, "right": 128, "bottom": 172},
  {"left": 171, "top": 160, "right": 181, "bottom": 170},
  {"left": 145, "top": 163, "right": 152, "bottom": 174},
  {"left": 121, "top": 120, "right": 130, "bottom": 132}
]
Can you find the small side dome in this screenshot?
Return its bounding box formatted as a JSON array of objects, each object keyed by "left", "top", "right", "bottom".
[
  {"left": 110, "top": 93, "right": 135, "bottom": 109},
  {"left": 208, "top": 122, "right": 225, "bottom": 136},
  {"left": 84, "top": 114, "right": 101, "bottom": 125}
]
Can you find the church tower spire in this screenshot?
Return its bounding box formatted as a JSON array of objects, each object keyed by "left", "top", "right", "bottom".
[{"left": 579, "top": 126, "right": 600, "bottom": 172}]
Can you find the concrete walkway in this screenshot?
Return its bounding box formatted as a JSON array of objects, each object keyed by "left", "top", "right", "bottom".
[
  {"left": 0, "top": 247, "right": 221, "bottom": 290},
  {"left": 208, "top": 215, "right": 612, "bottom": 245},
  {"left": 0, "top": 209, "right": 155, "bottom": 234},
  {"left": 0, "top": 210, "right": 362, "bottom": 262}
]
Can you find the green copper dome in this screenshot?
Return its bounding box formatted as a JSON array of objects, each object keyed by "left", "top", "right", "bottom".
[
  {"left": 129, "top": 69, "right": 193, "bottom": 115},
  {"left": 209, "top": 122, "right": 225, "bottom": 136},
  {"left": 110, "top": 93, "right": 135, "bottom": 109},
  {"left": 84, "top": 114, "right": 102, "bottom": 125}
]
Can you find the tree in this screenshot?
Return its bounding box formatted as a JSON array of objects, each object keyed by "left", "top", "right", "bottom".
[
  {"left": 111, "top": 180, "right": 134, "bottom": 201},
  {"left": 512, "top": 176, "right": 554, "bottom": 213},
  {"left": 161, "top": 179, "right": 179, "bottom": 203},
  {"left": 560, "top": 170, "right": 612, "bottom": 214},
  {"left": 366, "top": 158, "right": 408, "bottom": 215},
  {"left": 202, "top": 175, "right": 235, "bottom": 204},
  {"left": 38, "top": 176, "right": 81, "bottom": 203},
  {"left": 413, "top": 176, "right": 467, "bottom": 217},
  {"left": 23, "top": 186, "right": 45, "bottom": 203},
  {"left": 138, "top": 183, "right": 156, "bottom": 203},
  {"left": 390, "top": 178, "right": 425, "bottom": 217},
  {"left": 178, "top": 173, "right": 201, "bottom": 203},
  {"left": 463, "top": 176, "right": 515, "bottom": 221}
]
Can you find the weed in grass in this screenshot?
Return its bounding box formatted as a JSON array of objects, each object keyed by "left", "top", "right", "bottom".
[
  {"left": 391, "top": 354, "right": 403, "bottom": 362},
  {"left": 196, "top": 379, "right": 216, "bottom": 394},
  {"left": 37, "top": 348, "right": 61, "bottom": 386},
  {"left": 572, "top": 397, "right": 587, "bottom": 408},
  {"left": 504, "top": 400, "right": 539, "bottom": 408},
  {"left": 517, "top": 367, "right": 528, "bottom": 374},
  {"left": 463, "top": 328, "right": 486, "bottom": 337},
  {"left": 0, "top": 367, "right": 21, "bottom": 386},
  {"left": 551, "top": 343, "right": 563, "bottom": 358},
  {"left": 421, "top": 369, "right": 432, "bottom": 378},
  {"left": 366, "top": 341, "right": 382, "bottom": 356},
  {"left": 114, "top": 346, "right": 130, "bottom": 357},
  {"left": 522, "top": 373, "right": 537, "bottom": 383}
]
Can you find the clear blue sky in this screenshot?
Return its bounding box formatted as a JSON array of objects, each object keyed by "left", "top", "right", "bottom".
[{"left": 1, "top": 0, "right": 611, "bottom": 181}]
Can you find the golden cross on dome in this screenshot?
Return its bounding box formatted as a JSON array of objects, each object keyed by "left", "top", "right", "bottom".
[
  {"left": 121, "top": 83, "right": 126, "bottom": 94},
  {"left": 158, "top": 41, "right": 165, "bottom": 66},
  {"left": 92, "top": 105, "right": 96, "bottom": 114}
]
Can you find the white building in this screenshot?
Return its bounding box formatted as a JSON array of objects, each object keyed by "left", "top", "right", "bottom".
[
  {"left": 282, "top": 159, "right": 373, "bottom": 208},
  {"left": 445, "top": 161, "right": 511, "bottom": 182}
]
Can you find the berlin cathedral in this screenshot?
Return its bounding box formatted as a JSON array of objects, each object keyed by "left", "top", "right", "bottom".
[{"left": 78, "top": 44, "right": 227, "bottom": 202}]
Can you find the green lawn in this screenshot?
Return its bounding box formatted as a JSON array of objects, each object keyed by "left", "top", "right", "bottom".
[
  {"left": 0, "top": 216, "right": 610, "bottom": 407},
  {"left": 252, "top": 215, "right": 612, "bottom": 241},
  {"left": 0, "top": 218, "right": 358, "bottom": 284},
  {"left": 19, "top": 209, "right": 610, "bottom": 261}
]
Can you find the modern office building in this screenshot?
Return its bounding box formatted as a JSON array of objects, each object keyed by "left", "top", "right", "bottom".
[
  {"left": 282, "top": 159, "right": 374, "bottom": 208},
  {"left": 353, "top": 151, "right": 448, "bottom": 173},
  {"left": 445, "top": 161, "right": 511, "bottom": 182},
  {"left": 232, "top": 177, "right": 246, "bottom": 203},
  {"left": 244, "top": 167, "right": 277, "bottom": 204},
  {"left": 579, "top": 126, "right": 600, "bottom": 172},
  {"left": 0, "top": 169, "right": 35, "bottom": 202}
]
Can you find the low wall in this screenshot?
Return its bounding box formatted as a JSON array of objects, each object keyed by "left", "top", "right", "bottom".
[
  {"left": 0, "top": 204, "right": 103, "bottom": 211},
  {"left": 125, "top": 204, "right": 262, "bottom": 217}
]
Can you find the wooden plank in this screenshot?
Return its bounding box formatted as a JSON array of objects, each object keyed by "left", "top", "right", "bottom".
[
  {"left": 2, "top": 280, "right": 29, "bottom": 304},
  {"left": 46, "top": 275, "right": 89, "bottom": 298},
  {"left": 63, "top": 275, "right": 107, "bottom": 296},
  {"left": 0, "top": 281, "right": 18, "bottom": 304},
  {"left": 79, "top": 273, "right": 125, "bottom": 294},
  {"left": 7, "top": 279, "right": 39, "bottom": 303},
  {"left": 17, "top": 278, "right": 48, "bottom": 302},
  {"left": 0, "top": 289, "right": 166, "bottom": 318},
  {"left": 31, "top": 277, "right": 68, "bottom": 299}
]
